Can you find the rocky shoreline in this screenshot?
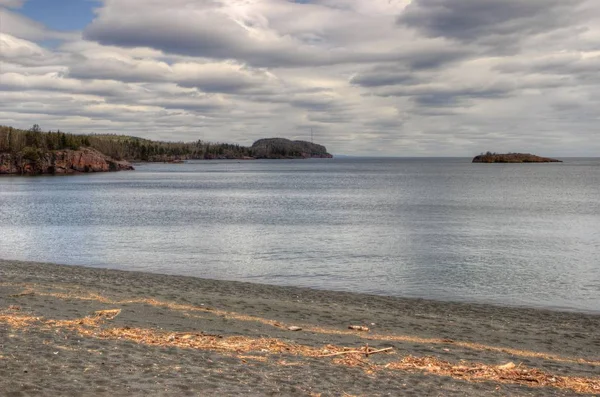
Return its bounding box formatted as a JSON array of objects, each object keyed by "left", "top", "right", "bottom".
[
  {"left": 0, "top": 148, "right": 134, "bottom": 175},
  {"left": 1, "top": 126, "right": 333, "bottom": 175}
]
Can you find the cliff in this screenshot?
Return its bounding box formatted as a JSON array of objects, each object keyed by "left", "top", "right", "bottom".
[
  {"left": 251, "top": 138, "right": 333, "bottom": 159},
  {"left": 0, "top": 148, "right": 134, "bottom": 175},
  {"left": 472, "top": 153, "right": 562, "bottom": 163}
]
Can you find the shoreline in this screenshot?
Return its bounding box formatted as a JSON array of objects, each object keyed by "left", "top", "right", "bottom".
[
  {"left": 1, "top": 259, "right": 599, "bottom": 396},
  {"left": 2, "top": 258, "right": 596, "bottom": 316},
  {"left": 3, "top": 259, "right": 599, "bottom": 326}
]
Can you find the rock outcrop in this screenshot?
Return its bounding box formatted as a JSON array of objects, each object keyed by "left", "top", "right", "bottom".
[
  {"left": 472, "top": 153, "right": 562, "bottom": 163},
  {"left": 0, "top": 148, "right": 134, "bottom": 175},
  {"left": 251, "top": 138, "right": 333, "bottom": 159}
]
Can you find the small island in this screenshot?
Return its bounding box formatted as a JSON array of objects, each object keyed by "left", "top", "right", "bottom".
[
  {"left": 472, "top": 152, "right": 562, "bottom": 163},
  {"left": 0, "top": 125, "right": 333, "bottom": 175}
]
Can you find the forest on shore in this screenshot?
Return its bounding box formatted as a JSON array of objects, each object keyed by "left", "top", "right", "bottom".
[
  {"left": 0, "top": 125, "right": 331, "bottom": 161},
  {"left": 0, "top": 125, "right": 251, "bottom": 161}
]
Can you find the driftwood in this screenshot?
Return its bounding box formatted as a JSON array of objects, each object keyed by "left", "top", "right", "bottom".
[
  {"left": 9, "top": 291, "right": 35, "bottom": 297},
  {"left": 319, "top": 350, "right": 363, "bottom": 357},
  {"left": 348, "top": 325, "right": 369, "bottom": 332},
  {"left": 497, "top": 362, "right": 516, "bottom": 370},
  {"left": 365, "top": 347, "right": 394, "bottom": 356},
  {"left": 319, "top": 346, "right": 394, "bottom": 358}
]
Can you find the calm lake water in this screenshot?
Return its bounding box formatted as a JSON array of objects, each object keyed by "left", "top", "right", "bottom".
[{"left": 1, "top": 158, "right": 599, "bottom": 313}]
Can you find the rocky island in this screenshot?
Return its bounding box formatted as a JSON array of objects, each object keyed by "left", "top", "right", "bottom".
[{"left": 472, "top": 152, "right": 562, "bottom": 163}]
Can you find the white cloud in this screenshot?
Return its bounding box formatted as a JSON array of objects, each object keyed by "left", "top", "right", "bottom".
[
  {"left": 0, "top": 33, "right": 46, "bottom": 58},
  {"left": 0, "top": 0, "right": 27, "bottom": 8}
]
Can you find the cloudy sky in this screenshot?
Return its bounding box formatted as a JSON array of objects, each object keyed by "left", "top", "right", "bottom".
[{"left": 1, "top": 0, "right": 599, "bottom": 156}]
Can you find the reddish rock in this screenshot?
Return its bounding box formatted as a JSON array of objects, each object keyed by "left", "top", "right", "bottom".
[{"left": 0, "top": 148, "right": 134, "bottom": 175}]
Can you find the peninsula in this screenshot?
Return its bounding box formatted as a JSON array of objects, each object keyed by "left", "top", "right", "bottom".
[
  {"left": 472, "top": 152, "right": 562, "bottom": 163},
  {"left": 251, "top": 138, "right": 333, "bottom": 159},
  {"left": 0, "top": 125, "right": 333, "bottom": 175}
]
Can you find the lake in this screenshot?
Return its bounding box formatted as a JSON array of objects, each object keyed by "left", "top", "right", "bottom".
[{"left": 1, "top": 158, "right": 598, "bottom": 313}]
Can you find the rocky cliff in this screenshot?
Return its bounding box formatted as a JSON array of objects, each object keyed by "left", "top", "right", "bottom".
[
  {"left": 251, "top": 138, "right": 333, "bottom": 159},
  {"left": 472, "top": 153, "right": 562, "bottom": 163},
  {"left": 0, "top": 148, "right": 134, "bottom": 175}
]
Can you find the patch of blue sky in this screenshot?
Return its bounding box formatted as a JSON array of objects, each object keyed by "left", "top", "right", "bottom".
[{"left": 20, "top": 0, "right": 99, "bottom": 31}]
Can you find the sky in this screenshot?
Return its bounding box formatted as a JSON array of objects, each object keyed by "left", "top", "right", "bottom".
[{"left": 1, "top": 0, "right": 599, "bottom": 156}]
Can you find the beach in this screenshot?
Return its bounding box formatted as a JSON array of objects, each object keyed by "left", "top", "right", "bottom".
[{"left": 1, "top": 260, "right": 599, "bottom": 396}]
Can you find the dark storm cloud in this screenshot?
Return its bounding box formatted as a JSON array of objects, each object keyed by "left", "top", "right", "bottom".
[
  {"left": 65, "top": 54, "right": 277, "bottom": 95},
  {"left": 289, "top": 98, "right": 341, "bottom": 111},
  {"left": 82, "top": 5, "right": 464, "bottom": 68},
  {"left": 172, "top": 64, "right": 282, "bottom": 96},
  {"left": 176, "top": 78, "right": 262, "bottom": 94},
  {"left": 307, "top": 113, "right": 350, "bottom": 124},
  {"left": 351, "top": 70, "right": 416, "bottom": 88},
  {"left": 84, "top": 17, "right": 342, "bottom": 67},
  {"left": 397, "top": 0, "right": 584, "bottom": 46},
  {"left": 84, "top": 14, "right": 263, "bottom": 62},
  {"left": 378, "top": 85, "right": 512, "bottom": 108},
  {"left": 66, "top": 60, "right": 167, "bottom": 84},
  {"left": 497, "top": 54, "right": 600, "bottom": 78},
  {"left": 0, "top": 102, "right": 151, "bottom": 122},
  {"left": 363, "top": 118, "right": 403, "bottom": 130},
  {"left": 0, "top": 75, "right": 126, "bottom": 98},
  {"left": 406, "top": 47, "right": 472, "bottom": 69},
  {"left": 351, "top": 48, "right": 473, "bottom": 90},
  {"left": 139, "top": 100, "right": 224, "bottom": 114}
]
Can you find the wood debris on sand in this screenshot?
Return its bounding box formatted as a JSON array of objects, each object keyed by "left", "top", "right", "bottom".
[
  {"left": 387, "top": 356, "right": 600, "bottom": 395},
  {"left": 348, "top": 325, "right": 369, "bottom": 332},
  {"left": 1, "top": 307, "right": 599, "bottom": 395},
  {"left": 14, "top": 285, "right": 598, "bottom": 367}
]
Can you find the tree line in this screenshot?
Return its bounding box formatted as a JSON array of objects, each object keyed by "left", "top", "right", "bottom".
[{"left": 0, "top": 125, "right": 254, "bottom": 161}]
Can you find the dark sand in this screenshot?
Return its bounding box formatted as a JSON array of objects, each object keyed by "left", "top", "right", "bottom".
[{"left": 1, "top": 260, "right": 599, "bottom": 396}]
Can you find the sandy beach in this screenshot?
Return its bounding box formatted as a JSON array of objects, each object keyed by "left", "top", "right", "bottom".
[{"left": 1, "top": 260, "right": 598, "bottom": 396}]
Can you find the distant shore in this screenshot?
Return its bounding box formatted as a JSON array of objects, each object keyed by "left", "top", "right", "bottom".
[
  {"left": 1, "top": 126, "right": 333, "bottom": 175},
  {"left": 1, "top": 260, "right": 599, "bottom": 396}
]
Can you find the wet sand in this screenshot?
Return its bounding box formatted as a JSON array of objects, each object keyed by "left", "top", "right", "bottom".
[{"left": 1, "top": 260, "right": 599, "bottom": 396}]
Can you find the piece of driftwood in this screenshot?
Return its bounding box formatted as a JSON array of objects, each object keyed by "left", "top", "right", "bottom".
[
  {"left": 319, "top": 347, "right": 394, "bottom": 358},
  {"left": 365, "top": 347, "right": 394, "bottom": 356},
  {"left": 348, "top": 325, "right": 369, "bottom": 332},
  {"left": 9, "top": 291, "right": 35, "bottom": 297},
  {"left": 497, "top": 362, "right": 516, "bottom": 370},
  {"left": 319, "top": 350, "right": 363, "bottom": 357}
]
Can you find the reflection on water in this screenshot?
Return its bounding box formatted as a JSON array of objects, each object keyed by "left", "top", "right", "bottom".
[{"left": 1, "top": 158, "right": 599, "bottom": 313}]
